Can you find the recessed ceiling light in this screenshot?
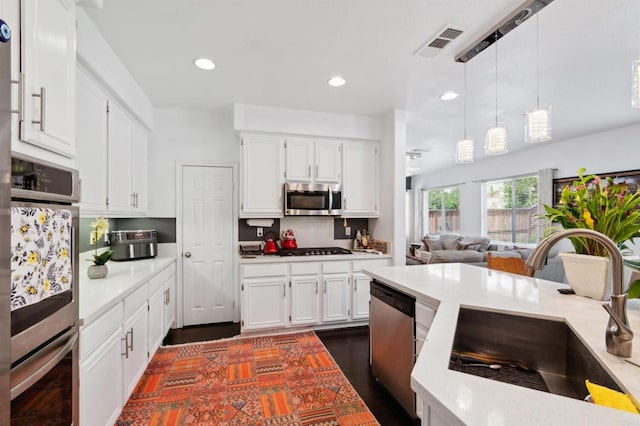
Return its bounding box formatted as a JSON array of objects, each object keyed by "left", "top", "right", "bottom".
[
  {"left": 327, "top": 76, "right": 346, "bottom": 87},
  {"left": 440, "top": 91, "right": 459, "bottom": 101},
  {"left": 194, "top": 58, "right": 216, "bottom": 71}
]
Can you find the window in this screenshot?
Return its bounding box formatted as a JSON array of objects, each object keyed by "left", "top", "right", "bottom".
[
  {"left": 483, "top": 176, "right": 538, "bottom": 244},
  {"left": 422, "top": 186, "right": 460, "bottom": 235}
]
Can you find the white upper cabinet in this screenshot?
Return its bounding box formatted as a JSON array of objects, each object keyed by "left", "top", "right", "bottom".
[
  {"left": 240, "top": 134, "right": 285, "bottom": 217},
  {"left": 76, "top": 67, "right": 108, "bottom": 213},
  {"left": 106, "top": 101, "right": 134, "bottom": 214},
  {"left": 285, "top": 138, "right": 341, "bottom": 184},
  {"left": 20, "top": 0, "right": 76, "bottom": 157},
  {"left": 342, "top": 141, "right": 379, "bottom": 217},
  {"left": 131, "top": 121, "right": 148, "bottom": 213}
]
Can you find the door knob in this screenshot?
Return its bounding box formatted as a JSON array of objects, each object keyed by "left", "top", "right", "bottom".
[{"left": 184, "top": 252, "right": 191, "bottom": 258}]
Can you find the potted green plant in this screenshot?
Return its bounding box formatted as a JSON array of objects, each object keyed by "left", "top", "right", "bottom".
[
  {"left": 541, "top": 168, "right": 640, "bottom": 299},
  {"left": 87, "top": 217, "right": 113, "bottom": 279}
]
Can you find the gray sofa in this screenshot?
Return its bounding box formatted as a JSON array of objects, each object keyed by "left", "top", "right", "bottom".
[{"left": 406, "top": 234, "right": 566, "bottom": 283}]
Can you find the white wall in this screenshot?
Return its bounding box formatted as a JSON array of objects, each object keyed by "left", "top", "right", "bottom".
[
  {"left": 148, "top": 108, "right": 237, "bottom": 217},
  {"left": 412, "top": 122, "right": 640, "bottom": 242}
]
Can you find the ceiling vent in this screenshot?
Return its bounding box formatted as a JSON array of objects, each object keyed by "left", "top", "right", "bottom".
[{"left": 414, "top": 26, "right": 464, "bottom": 58}]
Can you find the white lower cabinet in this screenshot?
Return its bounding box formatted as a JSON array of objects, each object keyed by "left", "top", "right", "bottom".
[
  {"left": 414, "top": 301, "right": 438, "bottom": 421},
  {"left": 242, "top": 277, "right": 288, "bottom": 330},
  {"left": 290, "top": 275, "right": 320, "bottom": 325},
  {"left": 79, "top": 261, "right": 176, "bottom": 426},
  {"left": 322, "top": 274, "right": 350, "bottom": 322},
  {"left": 351, "top": 273, "right": 372, "bottom": 320},
  {"left": 164, "top": 263, "right": 177, "bottom": 332},
  {"left": 79, "top": 328, "right": 123, "bottom": 426}
]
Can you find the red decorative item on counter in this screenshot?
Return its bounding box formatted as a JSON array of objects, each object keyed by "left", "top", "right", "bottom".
[
  {"left": 281, "top": 229, "right": 298, "bottom": 249},
  {"left": 263, "top": 231, "right": 279, "bottom": 254}
]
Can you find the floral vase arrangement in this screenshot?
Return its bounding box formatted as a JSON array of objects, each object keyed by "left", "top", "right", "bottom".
[
  {"left": 541, "top": 168, "right": 640, "bottom": 299},
  {"left": 87, "top": 217, "right": 113, "bottom": 279}
]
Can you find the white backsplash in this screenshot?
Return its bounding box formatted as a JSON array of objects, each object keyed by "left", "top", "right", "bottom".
[{"left": 280, "top": 217, "right": 351, "bottom": 249}]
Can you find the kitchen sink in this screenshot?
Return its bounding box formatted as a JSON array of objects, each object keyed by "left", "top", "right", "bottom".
[{"left": 449, "top": 307, "right": 622, "bottom": 400}]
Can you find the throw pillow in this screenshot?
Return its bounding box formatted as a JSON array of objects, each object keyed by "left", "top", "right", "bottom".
[
  {"left": 440, "top": 234, "right": 462, "bottom": 250},
  {"left": 422, "top": 236, "right": 444, "bottom": 252},
  {"left": 456, "top": 238, "right": 483, "bottom": 251},
  {"left": 415, "top": 249, "right": 432, "bottom": 263}
]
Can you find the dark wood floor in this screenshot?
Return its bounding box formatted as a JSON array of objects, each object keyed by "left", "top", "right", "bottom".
[{"left": 164, "top": 324, "right": 419, "bottom": 426}]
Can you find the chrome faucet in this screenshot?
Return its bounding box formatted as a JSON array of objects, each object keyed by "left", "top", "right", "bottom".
[{"left": 526, "top": 229, "right": 634, "bottom": 358}]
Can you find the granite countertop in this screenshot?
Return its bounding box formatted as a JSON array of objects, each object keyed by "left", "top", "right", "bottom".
[
  {"left": 79, "top": 255, "right": 177, "bottom": 327},
  {"left": 239, "top": 252, "right": 392, "bottom": 264},
  {"left": 363, "top": 263, "right": 640, "bottom": 425}
]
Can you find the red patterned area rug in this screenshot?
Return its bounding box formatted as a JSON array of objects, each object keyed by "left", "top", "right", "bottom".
[{"left": 115, "top": 331, "right": 379, "bottom": 425}]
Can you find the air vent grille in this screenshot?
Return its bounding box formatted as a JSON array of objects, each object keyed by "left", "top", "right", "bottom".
[{"left": 414, "top": 25, "right": 465, "bottom": 58}]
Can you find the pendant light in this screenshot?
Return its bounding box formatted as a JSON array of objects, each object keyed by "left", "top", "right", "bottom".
[
  {"left": 525, "top": 14, "right": 552, "bottom": 143},
  {"left": 456, "top": 64, "right": 474, "bottom": 163},
  {"left": 485, "top": 32, "right": 508, "bottom": 155},
  {"left": 633, "top": 57, "right": 640, "bottom": 108}
]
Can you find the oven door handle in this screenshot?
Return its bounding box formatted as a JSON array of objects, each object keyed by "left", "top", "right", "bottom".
[{"left": 10, "top": 327, "right": 77, "bottom": 400}]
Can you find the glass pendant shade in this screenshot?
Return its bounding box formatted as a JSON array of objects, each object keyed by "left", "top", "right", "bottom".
[
  {"left": 485, "top": 126, "right": 508, "bottom": 155},
  {"left": 633, "top": 58, "right": 640, "bottom": 108},
  {"left": 455, "top": 139, "right": 474, "bottom": 163},
  {"left": 525, "top": 106, "right": 552, "bottom": 143}
]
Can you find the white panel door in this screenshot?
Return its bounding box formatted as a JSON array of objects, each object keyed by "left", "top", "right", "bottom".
[
  {"left": 315, "top": 141, "right": 341, "bottom": 183},
  {"left": 107, "top": 101, "right": 133, "bottom": 213},
  {"left": 290, "top": 275, "right": 320, "bottom": 325},
  {"left": 76, "top": 67, "right": 108, "bottom": 213},
  {"left": 20, "top": 0, "right": 76, "bottom": 157},
  {"left": 131, "top": 122, "right": 148, "bottom": 213},
  {"left": 182, "top": 166, "right": 234, "bottom": 326},
  {"left": 322, "top": 274, "right": 350, "bottom": 322},
  {"left": 285, "top": 138, "right": 313, "bottom": 182}
]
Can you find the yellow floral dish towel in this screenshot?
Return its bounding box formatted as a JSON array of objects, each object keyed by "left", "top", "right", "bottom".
[
  {"left": 585, "top": 380, "right": 639, "bottom": 414},
  {"left": 10, "top": 207, "right": 73, "bottom": 311}
]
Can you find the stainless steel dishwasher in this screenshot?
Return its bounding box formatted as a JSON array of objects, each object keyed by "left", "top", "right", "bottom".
[{"left": 370, "top": 280, "right": 416, "bottom": 418}]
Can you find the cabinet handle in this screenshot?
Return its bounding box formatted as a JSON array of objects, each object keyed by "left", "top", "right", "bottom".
[
  {"left": 283, "top": 283, "right": 286, "bottom": 298},
  {"left": 324, "top": 280, "right": 327, "bottom": 293},
  {"left": 31, "top": 87, "right": 45, "bottom": 131},
  {"left": 121, "top": 335, "right": 129, "bottom": 358},
  {"left": 355, "top": 280, "right": 357, "bottom": 291},
  {"left": 127, "top": 328, "right": 134, "bottom": 352},
  {"left": 10, "top": 74, "right": 23, "bottom": 118},
  {"left": 315, "top": 165, "right": 318, "bottom": 178},
  {"left": 308, "top": 165, "right": 311, "bottom": 178},
  {"left": 131, "top": 193, "right": 135, "bottom": 208},
  {"left": 167, "top": 288, "right": 170, "bottom": 304},
  {"left": 315, "top": 281, "right": 318, "bottom": 294}
]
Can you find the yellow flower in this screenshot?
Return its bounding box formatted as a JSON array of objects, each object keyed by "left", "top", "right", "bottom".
[
  {"left": 43, "top": 279, "right": 50, "bottom": 292},
  {"left": 89, "top": 217, "right": 110, "bottom": 242},
  {"left": 27, "top": 252, "right": 38, "bottom": 264},
  {"left": 38, "top": 213, "right": 46, "bottom": 224},
  {"left": 60, "top": 248, "right": 68, "bottom": 259},
  {"left": 583, "top": 210, "right": 595, "bottom": 229}
]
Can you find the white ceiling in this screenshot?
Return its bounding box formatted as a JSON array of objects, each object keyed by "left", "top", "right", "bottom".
[{"left": 85, "top": 0, "right": 640, "bottom": 175}]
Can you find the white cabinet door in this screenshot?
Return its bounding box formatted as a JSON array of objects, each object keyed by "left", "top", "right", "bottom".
[
  {"left": 315, "top": 141, "right": 341, "bottom": 183},
  {"left": 322, "top": 274, "right": 350, "bottom": 322},
  {"left": 76, "top": 67, "right": 108, "bottom": 213},
  {"left": 285, "top": 138, "right": 313, "bottom": 182},
  {"left": 290, "top": 275, "right": 320, "bottom": 325},
  {"left": 130, "top": 122, "right": 148, "bottom": 213},
  {"left": 351, "top": 273, "right": 371, "bottom": 320},
  {"left": 342, "top": 141, "right": 379, "bottom": 217},
  {"left": 240, "top": 135, "right": 285, "bottom": 217},
  {"left": 164, "top": 268, "right": 177, "bottom": 332},
  {"left": 122, "top": 302, "right": 149, "bottom": 400},
  {"left": 79, "top": 328, "right": 123, "bottom": 426},
  {"left": 107, "top": 101, "right": 134, "bottom": 213},
  {"left": 20, "top": 0, "right": 76, "bottom": 157},
  {"left": 148, "top": 287, "right": 164, "bottom": 358},
  {"left": 242, "top": 278, "right": 288, "bottom": 330}
]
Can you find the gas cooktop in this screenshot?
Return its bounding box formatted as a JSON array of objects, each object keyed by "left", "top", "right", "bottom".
[{"left": 280, "top": 247, "right": 352, "bottom": 256}]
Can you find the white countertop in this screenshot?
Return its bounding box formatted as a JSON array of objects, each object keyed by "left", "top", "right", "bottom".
[
  {"left": 363, "top": 263, "right": 640, "bottom": 425},
  {"left": 239, "top": 252, "right": 392, "bottom": 264},
  {"left": 79, "top": 255, "right": 177, "bottom": 327}
]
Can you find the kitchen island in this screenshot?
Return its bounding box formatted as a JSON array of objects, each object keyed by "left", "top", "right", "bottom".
[{"left": 363, "top": 263, "right": 640, "bottom": 425}]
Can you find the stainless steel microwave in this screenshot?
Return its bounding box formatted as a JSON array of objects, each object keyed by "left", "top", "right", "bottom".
[{"left": 284, "top": 182, "right": 343, "bottom": 216}]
